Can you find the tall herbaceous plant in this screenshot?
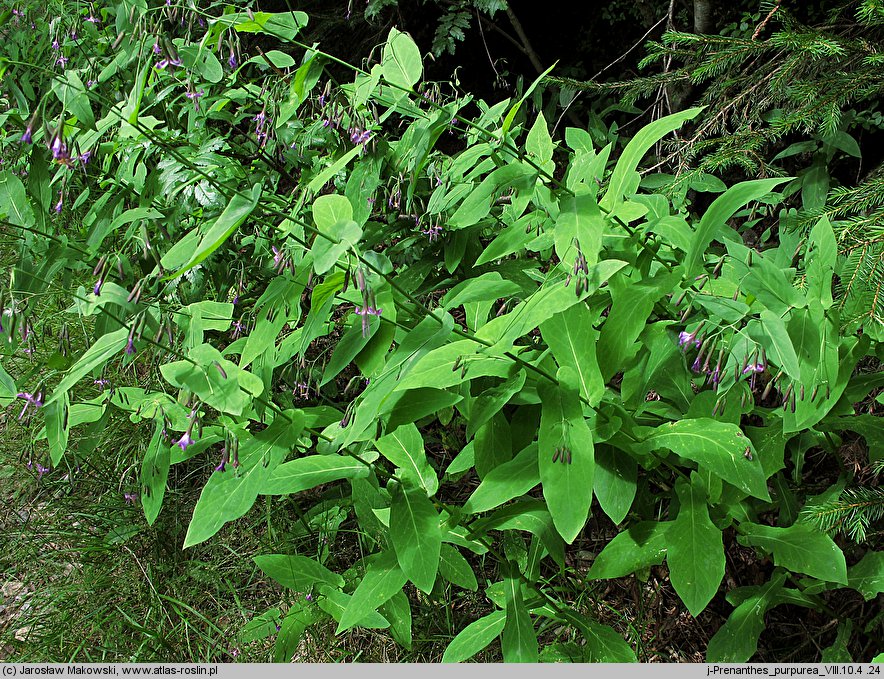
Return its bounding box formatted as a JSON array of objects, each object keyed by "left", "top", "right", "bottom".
[{"left": 0, "top": 0, "right": 881, "bottom": 663}]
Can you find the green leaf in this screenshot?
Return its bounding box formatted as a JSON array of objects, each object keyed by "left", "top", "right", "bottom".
[
  {"left": 337, "top": 551, "right": 406, "bottom": 634},
  {"left": 255, "top": 554, "right": 344, "bottom": 590},
  {"left": 261, "top": 454, "right": 369, "bottom": 495},
  {"left": 183, "top": 413, "right": 303, "bottom": 547},
  {"left": 596, "top": 270, "right": 677, "bottom": 381},
  {"left": 167, "top": 184, "right": 262, "bottom": 280},
  {"left": 381, "top": 27, "right": 422, "bottom": 92},
  {"left": 442, "top": 272, "right": 522, "bottom": 309},
  {"left": 501, "top": 567, "right": 538, "bottom": 662},
  {"left": 538, "top": 378, "right": 594, "bottom": 544},
  {"left": 640, "top": 418, "right": 770, "bottom": 500},
  {"left": 473, "top": 411, "right": 512, "bottom": 479},
  {"left": 160, "top": 344, "right": 264, "bottom": 417},
  {"left": 753, "top": 310, "right": 801, "bottom": 380},
  {"left": 46, "top": 327, "right": 129, "bottom": 405},
  {"left": 318, "top": 586, "right": 390, "bottom": 629},
  {"left": 56, "top": 70, "right": 95, "bottom": 130},
  {"left": 666, "top": 475, "right": 725, "bottom": 617},
  {"left": 600, "top": 108, "right": 702, "bottom": 211},
  {"left": 273, "top": 603, "right": 320, "bottom": 662},
  {"left": 467, "top": 370, "right": 526, "bottom": 439},
  {"left": 386, "top": 388, "right": 463, "bottom": 431},
  {"left": 439, "top": 544, "right": 478, "bottom": 591},
  {"left": 442, "top": 610, "right": 506, "bottom": 662},
  {"left": 380, "top": 590, "right": 412, "bottom": 650},
  {"left": 229, "top": 11, "right": 308, "bottom": 41},
  {"left": 821, "top": 620, "right": 853, "bottom": 663},
  {"left": 684, "top": 178, "right": 788, "bottom": 277},
  {"left": 559, "top": 609, "right": 637, "bottom": 662},
  {"left": 541, "top": 303, "right": 604, "bottom": 406},
  {"left": 464, "top": 444, "right": 539, "bottom": 514},
  {"left": 44, "top": 392, "right": 70, "bottom": 466},
  {"left": 706, "top": 573, "right": 786, "bottom": 662},
  {"left": 306, "top": 145, "right": 362, "bottom": 194},
  {"left": 501, "top": 63, "right": 557, "bottom": 137},
  {"left": 0, "top": 171, "right": 35, "bottom": 227},
  {"left": 141, "top": 422, "right": 170, "bottom": 525},
  {"left": 449, "top": 163, "right": 533, "bottom": 229},
  {"left": 555, "top": 189, "right": 606, "bottom": 271},
  {"left": 593, "top": 444, "right": 637, "bottom": 525},
  {"left": 525, "top": 112, "right": 554, "bottom": 167},
  {"left": 846, "top": 550, "right": 884, "bottom": 600},
  {"left": 588, "top": 521, "right": 669, "bottom": 579},
  {"left": 375, "top": 424, "right": 438, "bottom": 496},
  {"left": 806, "top": 216, "right": 836, "bottom": 309},
  {"left": 739, "top": 523, "right": 847, "bottom": 584},
  {"left": 390, "top": 482, "right": 442, "bottom": 593}
]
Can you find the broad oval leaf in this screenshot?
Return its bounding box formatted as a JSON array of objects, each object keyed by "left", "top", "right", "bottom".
[
  {"left": 255, "top": 554, "right": 344, "bottom": 591},
  {"left": 739, "top": 522, "right": 847, "bottom": 584},
  {"left": 442, "top": 610, "right": 506, "bottom": 663},
  {"left": 390, "top": 482, "right": 442, "bottom": 593},
  {"left": 640, "top": 418, "right": 770, "bottom": 500},
  {"left": 666, "top": 475, "right": 725, "bottom": 617}
]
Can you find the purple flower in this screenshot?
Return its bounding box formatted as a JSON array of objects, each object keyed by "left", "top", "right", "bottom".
[
  {"left": 153, "top": 43, "right": 161, "bottom": 55},
  {"left": 21, "top": 127, "right": 32, "bottom": 144},
  {"left": 17, "top": 392, "right": 44, "bottom": 421},
  {"left": 678, "top": 331, "right": 701, "bottom": 349},
  {"left": 36, "top": 463, "right": 49, "bottom": 478},
  {"left": 185, "top": 89, "right": 204, "bottom": 111},
  {"left": 228, "top": 53, "right": 237, "bottom": 69},
  {"left": 125, "top": 337, "right": 136, "bottom": 355},
  {"left": 155, "top": 57, "right": 182, "bottom": 70},
  {"left": 93, "top": 278, "right": 103, "bottom": 296},
  {"left": 86, "top": 80, "right": 96, "bottom": 88},
  {"left": 123, "top": 492, "right": 138, "bottom": 504},
  {"left": 52, "top": 39, "right": 60, "bottom": 50},
  {"left": 51, "top": 136, "right": 70, "bottom": 161},
  {"left": 56, "top": 55, "right": 69, "bottom": 67},
  {"left": 175, "top": 431, "right": 195, "bottom": 452},
  {"left": 214, "top": 447, "right": 229, "bottom": 472},
  {"left": 84, "top": 14, "right": 100, "bottom": 23},
  {"left": 93, "top": 378, "right": 111, "bottom": 389},
  {"left": 54, "top": 194, "right": 64, "bottom": 214},
  {"left": 743, "top": 363, "right": 765, "bottom": 374},
  {"left": 79, "top": 151, "right": 92, "bottom": 165},
  {"left": 691, "top": 356, "right": 702, "bottom": 373},
  {"left": 421, "top": 223, "right": 443, "bottom": 242},
  {"left": 305, "top": 592, "right": 313, "bottom": 601},
  {"left": 230, "top": 320, "right": 245, "bottom": 340},
  {"left": 349, "top": 128, "right": 371, "bottom": 145}
]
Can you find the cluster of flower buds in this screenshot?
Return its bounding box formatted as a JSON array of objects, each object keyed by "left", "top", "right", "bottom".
[
  {"left": 271, "top": 245, "right": 295, "bottom": 275},
  {"left": 293, "top": 381, "right": 310, "bottom": 401},
  {"left": 739, "top": 349, "right": 767, "bottom": 391},
  {"left": 353, "top": 266, "right": 382, "bottom": 337},
  {"left": 254, "top": 107, "right": 272, "bottom": 147},
  {"left": 551, "top": 446, "right": 573, "bottom": 464},
  {"left": 388, "top": 185, "right": 401, "bottom": 210},
  {"left": 215, "top": 436, "right": 239, "bottom": 472},
  {"left": 564, "top": 240, "right": 591, "bottom": 296}
]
